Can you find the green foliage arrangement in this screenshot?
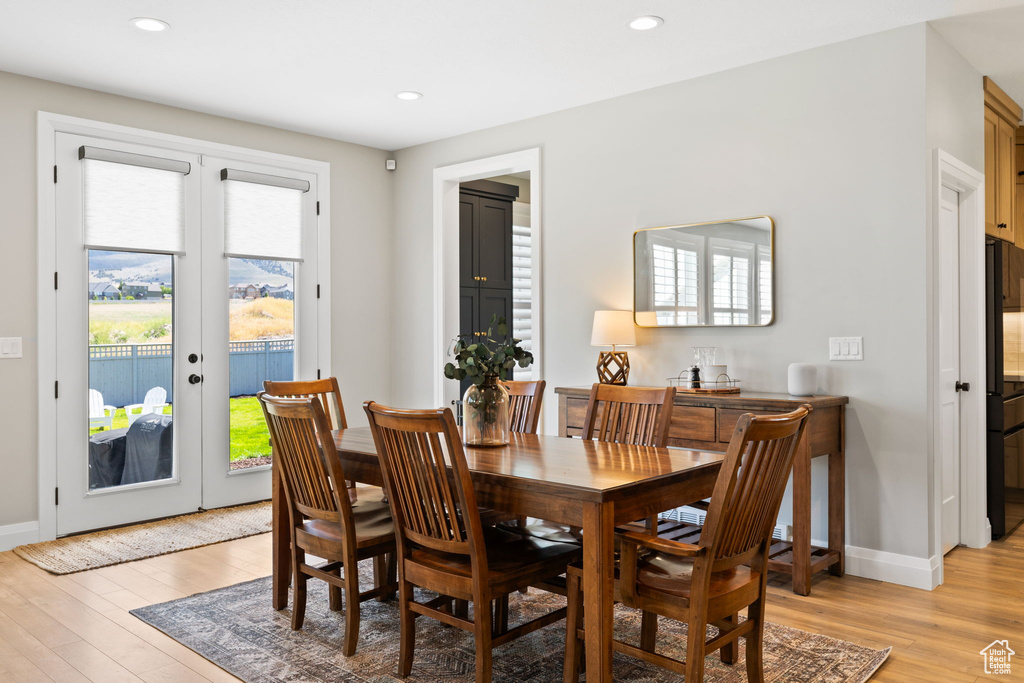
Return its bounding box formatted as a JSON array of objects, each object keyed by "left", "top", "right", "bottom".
[{"left": 444, "top": 315, "right": 533, "bottom": 384}]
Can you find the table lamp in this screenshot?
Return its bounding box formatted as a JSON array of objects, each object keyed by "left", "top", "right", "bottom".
[{"left": 591, "top": 310, "right": 636, "bottom": 385}]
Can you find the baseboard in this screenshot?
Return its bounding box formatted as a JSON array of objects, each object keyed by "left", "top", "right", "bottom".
[
  {"left": 845, "top": 545, "right": 941, "bottom": 590},
  {"left": 0, "top": 520, "right": 40, "bottom": 552}
]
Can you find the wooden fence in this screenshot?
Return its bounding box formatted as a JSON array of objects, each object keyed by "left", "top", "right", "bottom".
[{"left": 88, "top": 340, "right": 294, "bottom": 407}]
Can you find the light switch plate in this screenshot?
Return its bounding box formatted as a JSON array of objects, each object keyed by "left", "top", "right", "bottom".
[
  {"left": 0, "top": 337, "right": 23, "bottom": 359},
  {"left": 829, "top": 336, "right": 863, "bottom": 361}
]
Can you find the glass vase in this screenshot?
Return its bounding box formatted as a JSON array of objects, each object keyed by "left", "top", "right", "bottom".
[{"left": 462, "top": 374, "right": 510, "bottom": 447}]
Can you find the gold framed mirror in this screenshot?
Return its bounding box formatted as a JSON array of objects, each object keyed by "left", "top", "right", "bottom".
[{"left": 633, "top": 215, "right": 774, "bottom": 327}]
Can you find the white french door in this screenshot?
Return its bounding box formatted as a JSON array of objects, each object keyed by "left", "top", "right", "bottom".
[
  {"left": 53, "top": 131, "right": 322, "bottom": 535},
  {"left": 199, "top": 157, "right": 319, "bottom": 509}
]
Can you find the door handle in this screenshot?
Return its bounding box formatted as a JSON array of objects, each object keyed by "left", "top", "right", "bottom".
[
  {"left": 955, "top": 381, "right": 970, "bottom": 392},
  {"left": 188, "top": 374, "right": 203, "bottom": 385},
  {"left": 188, "top": 353, "right": 199, "bottom": 364},
  {"left": 998, "top": 223, "right": 1008, "bottom": 229}
]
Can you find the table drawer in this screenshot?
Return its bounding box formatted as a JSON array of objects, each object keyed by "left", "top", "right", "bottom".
[
  {"left": 717, "top": 408, "right": 785, "bottom": 442},
  {"left": 669, "top": 406, "right": 716, "bottom": 442}
]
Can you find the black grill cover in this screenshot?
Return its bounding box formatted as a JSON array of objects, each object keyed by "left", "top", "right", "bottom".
[
  {"left": 88, "top": 427, "right": 128, "bottom": 489},
  {"left": 121, "top": 414, "right": 173, "bottom": 485}
]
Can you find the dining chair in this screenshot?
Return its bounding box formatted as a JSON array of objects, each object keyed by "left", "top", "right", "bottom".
[
  {"left": 257, "top": 393, "right": 397, "bottom": 656},
  {"left": 501, "top": 379, "right": 546, "bottom": 434},
  {"left": 264, "top": 377, "right": 348, "bottom": 430},
  {"left": 521, "top": 383, "right": 676, "bottom": 542},
  {"left": 563, "top": 404, "right": 813, "bottom": 683},
  {"left": 364, "top": 401, "right": 583, "bottom": 683}
]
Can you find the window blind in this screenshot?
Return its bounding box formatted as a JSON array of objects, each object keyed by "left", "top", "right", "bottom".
[
  {"left": 222, "top": 172, "right": 305, "bottom": 261},
  {"left": 711, "top": 239, "right": 753, "bottom": 325},
  {"left": 82, "top": 154, "right": 187, "bottom": 254},
  {"left": 512, "top": 203, "right": 532, "bottom": 380}
]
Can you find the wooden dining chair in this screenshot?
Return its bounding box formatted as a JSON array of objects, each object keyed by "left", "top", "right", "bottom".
[
  {"left": 581, "top": 383, "right": 676, "bottom": 448},
  {"left": 264, "top": 377, "right": 348, "bottom": 430},
  {"left": 520, "top": 383, "right": 677, "bottom": 543},
  {"left": 363, "top": 401, "right": 583, "bottom": 683},
  {"left": 564, "top": 405, "right": 813, "bottom": 683},
  {"left": 257, "top": 393, "right": 397, "bottom": 656},
  {"left": 501, "top": 379, "right": 546, "bottom": 434}
]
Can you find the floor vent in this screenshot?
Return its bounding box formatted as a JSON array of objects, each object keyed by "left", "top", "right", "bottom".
[{"left": 660, "top": 505, "right": 791, "bottom": 542}]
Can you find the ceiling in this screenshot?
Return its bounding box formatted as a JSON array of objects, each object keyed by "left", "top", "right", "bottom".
[
  {"left": 932, "top": 4, "right": 1024, "bottom": 109},
  {"left": 2, "top": 1, "right": 1023, "bottom": 151}
]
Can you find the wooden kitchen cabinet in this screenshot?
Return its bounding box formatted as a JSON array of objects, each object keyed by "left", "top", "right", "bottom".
[{"left": 984, "top": 77, "right": 1022, "bottom": 242}]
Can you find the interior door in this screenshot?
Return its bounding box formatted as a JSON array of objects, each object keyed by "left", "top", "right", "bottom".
[
  {"left": 939, "top": 185, "right": 962, "bottom": 554},
  {"left": 54, "top": 133, "right": 203, "bottom": 535}
]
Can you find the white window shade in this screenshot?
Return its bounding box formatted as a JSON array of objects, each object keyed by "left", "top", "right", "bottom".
[
  {"left": 83, "top": 158, "right": 186, "bottom": 254},
  {"left": 223, "top": 178, "right": 305, "bottom": 261}
]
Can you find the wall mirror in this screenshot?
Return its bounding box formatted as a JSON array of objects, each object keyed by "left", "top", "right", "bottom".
[{"left": 634, "top": 215, "right": 774, "bottom": 327}]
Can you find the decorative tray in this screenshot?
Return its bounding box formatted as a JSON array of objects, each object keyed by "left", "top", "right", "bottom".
[{"left": 668, "top": 372, "right": 741, "bottom": 394}]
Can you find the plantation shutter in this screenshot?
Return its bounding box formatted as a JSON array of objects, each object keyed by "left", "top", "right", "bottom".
[
  {"left": 80, "top": 146, "right": 189, "bottom": 254},
  {"left": 222, "top": 168, "right": 308, "bottom": 261},
  {"left": 512, "top": 202, "right": 532, "bottom": 379}
]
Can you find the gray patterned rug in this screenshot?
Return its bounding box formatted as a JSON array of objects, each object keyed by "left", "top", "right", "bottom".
[{"left": 132, "top": 566, "right": 890, "bottom": 682}]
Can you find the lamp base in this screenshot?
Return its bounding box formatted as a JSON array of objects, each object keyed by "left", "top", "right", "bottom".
[{"left": 596, "top": 351, "right": 630, "bottom": 385}]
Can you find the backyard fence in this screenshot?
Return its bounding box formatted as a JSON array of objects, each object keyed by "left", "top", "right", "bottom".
[{"left": 88, "top": 339, "right": 294, "bottom": 407}]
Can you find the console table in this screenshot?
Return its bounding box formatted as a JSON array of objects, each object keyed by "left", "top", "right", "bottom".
[{"left": 555, "top": 386, "right": 848, "bottom": 595}]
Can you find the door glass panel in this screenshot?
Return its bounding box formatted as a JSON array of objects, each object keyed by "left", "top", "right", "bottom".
[
  {"left": 88, "top": 249, "right": 174, "bottom": 489},
  {"left": 228, "top": 258, "right": 295, "bottom": 471}
]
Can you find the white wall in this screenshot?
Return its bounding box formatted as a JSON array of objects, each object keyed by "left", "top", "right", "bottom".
[
  {"left": 0, "top": 70, "right": 394, "bottom": 534},
  {"left": 392, "top": 25, "right": 937, "bottom": 569}
]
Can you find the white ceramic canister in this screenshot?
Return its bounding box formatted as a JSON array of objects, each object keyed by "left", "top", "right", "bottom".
[{"left": 787, "top": 363, "right": 817, "bottom": 396}]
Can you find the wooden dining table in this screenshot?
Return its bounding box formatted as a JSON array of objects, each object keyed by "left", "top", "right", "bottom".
[{"left": 271, "top": 427, "right": 724, "bottom": 683}]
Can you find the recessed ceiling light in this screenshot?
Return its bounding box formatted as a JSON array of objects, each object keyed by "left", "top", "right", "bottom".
[
  {"left": 395, "top": 91, "right": 423, "bottom": 101},
  {"left": 628, "top": 15, "right": 663, "bottom": 31},
  {"left": 132, "top": 17, "right": 169, "bottom": 32}
]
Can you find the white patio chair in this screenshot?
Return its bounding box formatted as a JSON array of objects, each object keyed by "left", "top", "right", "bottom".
[
  {"left": 125, "top": 387, "right": 169, "bottom": 425},
  {"left": 89, "top": 389, "right": 116, "bottom": 430}
]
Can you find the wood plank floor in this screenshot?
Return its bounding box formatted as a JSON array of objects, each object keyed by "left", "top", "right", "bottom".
[{"left": 0, "top": 524, "right": 1021, "bottom": 682}]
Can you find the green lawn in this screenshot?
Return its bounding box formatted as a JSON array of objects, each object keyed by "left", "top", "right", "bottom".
[{"left": 90, "top": 396, "right": 270, "bottom": 461}]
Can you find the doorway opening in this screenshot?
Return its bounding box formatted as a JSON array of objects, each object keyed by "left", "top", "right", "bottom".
[{"left": 433, "top": 149, "right": 543, "bottom": 413}]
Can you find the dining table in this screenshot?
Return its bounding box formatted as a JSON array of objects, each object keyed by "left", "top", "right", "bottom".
[{"left": 271, "top": 426, "right": 724, "bottom": 683}]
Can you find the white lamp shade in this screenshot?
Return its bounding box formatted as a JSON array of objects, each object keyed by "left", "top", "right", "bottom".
[{"left": 591, "top": 310, "right": 636, "bottom": 347}]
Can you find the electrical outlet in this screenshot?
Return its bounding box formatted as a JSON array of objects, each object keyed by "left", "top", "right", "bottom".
[
  {"left": 829, "top": 336, "right": 863, "bottom": 361},
  {"left": 0, "top": 337, "right": 23, "bottom": 359}
]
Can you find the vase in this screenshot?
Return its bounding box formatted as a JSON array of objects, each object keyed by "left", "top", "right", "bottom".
[
  {"left": 462, "top": 374, "right": 510, "bottom": 447},
  {"left": 788, "top": 363, "right": 817, "bottom": 396}
]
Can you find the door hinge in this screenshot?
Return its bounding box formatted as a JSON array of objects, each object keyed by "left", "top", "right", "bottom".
[
  {"left": 55, "top": 487, "right": 59, "bottom": 506},
  {"left": 54, "top": 380, "right": 59, "bottom": 399},
  {"left": 316, "top": 201, "right": 320, "bottom": 216},
  {"left": 53, "top": 165, "right": 57, "bottom": 184},
  {"left": 317, "top": 369, "right": 321, "bottom": 379},
  {"left": 54, "top": 271, "right": 58, "bottom": 290},
  {"left": 316, "top": 284, "right": 320, "bottom": 299}
]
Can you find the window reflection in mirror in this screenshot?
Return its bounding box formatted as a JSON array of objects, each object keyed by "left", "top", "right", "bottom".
[{"left": 634, "top": 216, "right": 774, "bottom": 327}]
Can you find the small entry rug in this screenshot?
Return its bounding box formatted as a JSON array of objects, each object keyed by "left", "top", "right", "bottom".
[
  {"left": 14, "top": 502, "right": 271, "bottom": 574},
  {"left": 132, "top": 571, "right": 890, "bottom": 682}
]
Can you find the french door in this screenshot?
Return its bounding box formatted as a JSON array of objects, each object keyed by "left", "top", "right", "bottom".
[{"left": 53, "top": 132, "right": 321, "bottom": 535}]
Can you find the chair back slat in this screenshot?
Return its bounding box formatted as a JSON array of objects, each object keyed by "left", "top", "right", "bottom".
[
  {"left": 257, "top": 393, "right": 352, "bottom": 528},
  {"left": 501, "top": 380, "right": 546, "bottom": 434},
  {"left": 264, "top": 378, "right": 348, "bottom": 431},
  {"left": 582, "top": 384, "right": 676, "bottom": 447},
  {"left": 364, "top": 403, "right": 485, "bottom": 558},
  {"left": 699, "top": 406, "right": 811, "bottom": 571}
]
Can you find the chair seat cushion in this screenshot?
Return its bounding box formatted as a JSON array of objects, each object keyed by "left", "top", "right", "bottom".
[
  {"left": 510, "top": 518, "right": 582, "bottom": 545},
  {"left": 408, "top": 526, "right": 581, "bottom": 585},
  {"left": 636, "top": 553, "right": 756, "bottom": 601},
  {"left": 302, "top": 498, "right": 394, "bottom": 548}
]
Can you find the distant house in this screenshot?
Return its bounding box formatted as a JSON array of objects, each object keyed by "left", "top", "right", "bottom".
[
  {"left": 88, "top": 281, "right": 120, "bottom": 300},
  {"left": 121, "top": 282, "right": 163, "bottom": 299},
  {"left": 229, "top": 284, "right": 261, "bottom": 300},
  {"left": 264, "top": 283, "right": 294, "bottom": 300}
]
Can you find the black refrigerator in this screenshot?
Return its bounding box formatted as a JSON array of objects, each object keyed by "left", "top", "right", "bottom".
[{"left": 986, "top": 238, "right": 1024, "bottom": 538}]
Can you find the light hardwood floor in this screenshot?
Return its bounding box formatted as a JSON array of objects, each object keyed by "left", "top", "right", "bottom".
[{"left": 0, "top": 524, "right": 1021, "bottom": 682}]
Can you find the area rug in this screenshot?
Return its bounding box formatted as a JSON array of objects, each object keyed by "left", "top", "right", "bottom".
[
  {"left": 131, "top": 568, "right": 890, "bottom": 682},
  {"left": 14, "top": 502, "right": 271, "bottom": 574}
]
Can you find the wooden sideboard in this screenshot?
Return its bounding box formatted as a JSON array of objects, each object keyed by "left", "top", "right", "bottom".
[{"left": 555, "top": 386, "right": 849, "bottom": 595}]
